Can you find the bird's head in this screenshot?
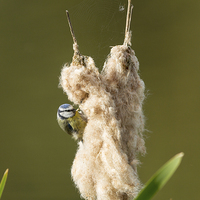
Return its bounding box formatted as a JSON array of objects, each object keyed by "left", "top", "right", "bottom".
[{"left": 57, "top": 104, "right": 76, "bottom": 120}]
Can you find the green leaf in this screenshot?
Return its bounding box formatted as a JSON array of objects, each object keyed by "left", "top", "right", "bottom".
[
  {"left": 0, "top": 169, "right": 9, "bottom": 199},
  {"left": 134, "top": 152, "right": 184, "bottom": 200}
]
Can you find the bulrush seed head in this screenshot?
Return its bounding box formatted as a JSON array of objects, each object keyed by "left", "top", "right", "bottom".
[{"left": 59, "top": 1, "right": 146, "bottom": 199}]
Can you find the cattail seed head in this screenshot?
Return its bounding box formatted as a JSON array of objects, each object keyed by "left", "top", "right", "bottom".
[{"left": 59, "top": 2, "right": 146, "bottom": 199}]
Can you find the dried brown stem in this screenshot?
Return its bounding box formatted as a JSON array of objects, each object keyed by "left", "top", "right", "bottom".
[
  {"left": 66, "top": 10, "right": 79, "bottom": 54},
  {"left": 124, "top": 0, "right": 133, "bottom": 46}
]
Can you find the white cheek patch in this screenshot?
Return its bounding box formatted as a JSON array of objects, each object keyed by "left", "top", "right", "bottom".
[{"left": 60, "top": 111, "right": 75, "bottom": 118}]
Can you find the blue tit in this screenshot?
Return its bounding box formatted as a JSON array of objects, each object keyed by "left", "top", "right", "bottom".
[{"left": 57, "top": 104, "right": 87, "bottom": 141}]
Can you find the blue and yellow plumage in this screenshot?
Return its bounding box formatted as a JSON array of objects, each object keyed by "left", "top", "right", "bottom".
[{"left": 57, "top": 104, "right": 87, "bottom": 141}]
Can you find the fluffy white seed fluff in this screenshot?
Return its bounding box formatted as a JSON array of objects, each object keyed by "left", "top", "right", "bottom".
[
  {"left": 60, "top": 2, "right": 146, "bottom": 199},
  {"left": 59, "top": 42, "right": 145, "bottom": 200}
]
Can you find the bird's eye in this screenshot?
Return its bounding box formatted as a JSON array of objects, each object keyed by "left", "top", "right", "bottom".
[{"left": 65, "top": 108, "right": 75, "bottom": 112}]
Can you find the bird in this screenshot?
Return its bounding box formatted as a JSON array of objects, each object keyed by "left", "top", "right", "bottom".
[{"left": 57, "top": 104, "right": 87, "bottom": 141}]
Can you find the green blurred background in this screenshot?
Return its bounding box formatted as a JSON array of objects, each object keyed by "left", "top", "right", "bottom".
[{"left": 0, "top": 0, "right": 200, "bottom": 199}]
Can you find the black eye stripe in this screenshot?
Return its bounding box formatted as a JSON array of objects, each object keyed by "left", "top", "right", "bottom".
[
  {"left": 58, "top": 108, "right": 76, "bottom": 120},
  {"left": 61, "top": 110, "right": 72, "bottom": 112},
  {"left": 60, "top": 109, "right": 75, "bottom": 112}
]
